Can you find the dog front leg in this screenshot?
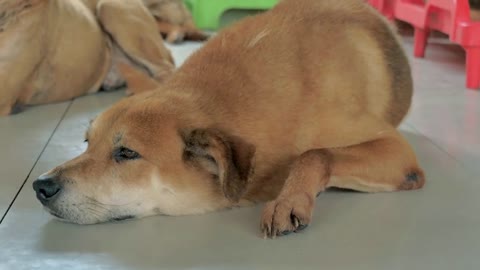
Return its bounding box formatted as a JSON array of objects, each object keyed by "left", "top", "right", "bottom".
[
  {"left": 261, "top": 149, "right": 331, "bottom": 238},
  {"left": 260, "top": 130, "right": 425, "bottom": 238},
  {"left": 156, "top": 21, "right": 185, "bottom": 44}
]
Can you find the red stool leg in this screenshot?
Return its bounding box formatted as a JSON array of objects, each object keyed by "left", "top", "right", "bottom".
[
  {"left": 414, "top": 28, "right": 429, "bottom": 58},
  {"left": 465, "top": 47, "right": 480, "bottom": 89}
]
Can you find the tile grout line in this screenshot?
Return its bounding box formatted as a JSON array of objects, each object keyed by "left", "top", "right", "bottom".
[
  {"left": 406, "top": 123, "right": 459, "bottom": 161},
  {"left": 405, "top": 122, "right": 476, "bottom": 175},
  {"left": 0, "top": 101, "right": 74, "bottom": 224}
]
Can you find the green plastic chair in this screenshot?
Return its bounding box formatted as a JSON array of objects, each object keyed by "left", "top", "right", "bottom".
[{"left": 184, "top": 0, "right": 279, "bottom": 30}]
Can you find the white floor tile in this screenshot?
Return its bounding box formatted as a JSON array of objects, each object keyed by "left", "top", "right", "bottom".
[{"left": 0, "top": 102, "right": 70, "bottom": 218}]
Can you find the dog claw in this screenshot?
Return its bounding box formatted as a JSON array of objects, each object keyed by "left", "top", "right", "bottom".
[
  {"left": 295, "top": 224, "right": 308, "bottom": 232},
  {"left": 261, "top": 194, "right": 314, "bottom": 238},
  {"left": 292, "top": 215, "right": 300, "bottom": 228},
  {"left": 290, "top": 215, "right": 308, "bottom": 233},
  {"left": 262, "top": 223, "right": 272, "bottom": 239},
  {"left": 11, "top": 102, "right": 25, "bottom": 115}
]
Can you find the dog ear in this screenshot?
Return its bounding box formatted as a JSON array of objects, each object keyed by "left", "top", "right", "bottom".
[{"left": 181, "top": 128, "right": 255, "bottom": 202}]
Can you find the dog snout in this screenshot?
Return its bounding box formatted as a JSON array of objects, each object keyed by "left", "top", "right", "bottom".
[{"left": 32, "top": 176, "right": 62, "bottom": 205}]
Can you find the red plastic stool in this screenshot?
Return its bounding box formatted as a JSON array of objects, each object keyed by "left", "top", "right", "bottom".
[
  {"left": 393, "top": 0, "right": 480, "bottom": 89},
  {"left": 451, "top": 0, "right": 480, "bottom": 89}
]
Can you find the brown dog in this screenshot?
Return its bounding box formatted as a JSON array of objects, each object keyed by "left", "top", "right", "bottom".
[
  {"left": 142, "top": 0, "right": 209, "bottom": 43},
  {"left": 33, "top": 0, "right": 425, "bottom": 238},
  {"left": 0, "top": 0, "right": 174, "bottom": 116}
]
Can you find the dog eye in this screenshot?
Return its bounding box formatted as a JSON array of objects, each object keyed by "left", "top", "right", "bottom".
[{"left": 114, "top": 147, "right": 141, "bottom": 162}]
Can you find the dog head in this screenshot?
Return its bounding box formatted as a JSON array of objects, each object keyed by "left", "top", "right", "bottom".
[{"left": 32, "top": 93, "right": 255, "bottom": 224}]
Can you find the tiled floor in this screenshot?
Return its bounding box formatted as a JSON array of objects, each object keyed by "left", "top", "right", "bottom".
[{"left": 1, "top": 35, "right": 479, "bottom": 270}]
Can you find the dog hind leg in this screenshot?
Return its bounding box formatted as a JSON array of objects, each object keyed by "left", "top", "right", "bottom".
[
  {"left": 96, "top": 0, "right": 174, "bottom": 94},
  {"left": 260, "top": 129, "right": 425, "bottom": 238}
]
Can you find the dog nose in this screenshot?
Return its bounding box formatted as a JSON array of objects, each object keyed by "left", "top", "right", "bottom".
[{"left": 32, "top": 177, "right": 62, "bottom": 204}]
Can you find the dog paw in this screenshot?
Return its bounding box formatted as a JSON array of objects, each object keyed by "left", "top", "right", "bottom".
[
  {"left": 166, "top": 31, "right": 185, "bottom": 44},
  {"left": 1, "top": 102, "right": 24, "bottom": 116},
  {"left": 260, "top": 193, "right": 314, "bottom": 238}
]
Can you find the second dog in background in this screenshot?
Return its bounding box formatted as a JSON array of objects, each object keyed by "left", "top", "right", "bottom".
[{"left": 0, "top": 0, "right": 176, "bottom": 116}]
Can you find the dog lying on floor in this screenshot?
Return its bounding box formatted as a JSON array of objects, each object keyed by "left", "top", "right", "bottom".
[
  {"left": 33, "top": 0, "right": 425, "bottom": 238},
  {"left": 0, "top": 0, "right": 174, "bottom": 116}
]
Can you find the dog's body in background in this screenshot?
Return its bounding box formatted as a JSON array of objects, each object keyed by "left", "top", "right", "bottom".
[
  {"left": 0, "top": 0, "right": 175, "bottom": 116},
  {"left": 142, "top": 0, "right": 209, "bottom": 43},
  {"left": 33, "top": 0, "right": 425, "bottom": 238}
]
